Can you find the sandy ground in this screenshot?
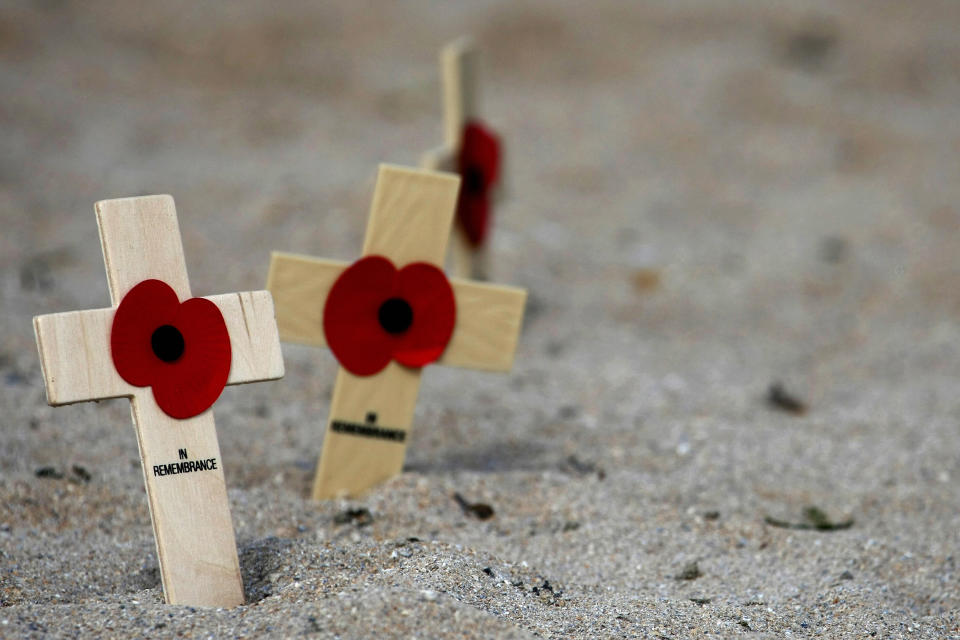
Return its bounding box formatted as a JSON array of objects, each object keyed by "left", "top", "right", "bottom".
[{"left": 2, "top": 1, "right": 960, "bottom": 637}]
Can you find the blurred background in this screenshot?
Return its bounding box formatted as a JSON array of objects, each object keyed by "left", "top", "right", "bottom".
[{"left": 1, "top": 0, "right": 959, "bottom": 634}]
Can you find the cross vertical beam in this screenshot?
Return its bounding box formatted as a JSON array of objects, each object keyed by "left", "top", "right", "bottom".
[
  {"left": 441, "top": 37, "right": 478, "bottom": 156},
  {"left": 34, "top": 195, "right": 284, "bottom": 606},
  {"left": 315, "top": 166, "right": 456, "bottom": 499},
  {"left": 97, "top": 196, "right": 245, "bottom": 606},
  {"left": 421, "top": 38, "right": 487, "bottom": 279},
  {"left": 267, "top": 165, "right": 525, "bottom": 500}
]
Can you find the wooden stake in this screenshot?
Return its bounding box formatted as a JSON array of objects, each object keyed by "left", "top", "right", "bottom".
[
  {"left": 33, "top": 195, "right": 284, "bottom": 607},
  {"left": 421, "top": 37, "right": 493, "bottom": 280},
  {"left": 267, "top": 165, "right": 525, "bottom": 500}
]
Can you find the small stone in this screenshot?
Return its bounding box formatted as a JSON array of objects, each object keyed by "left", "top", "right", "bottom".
[
  {"left": 35, "top": 467, "right": 63, "bottom": 480},
  {"left": 766, "top": 382, "right": 807, "bottom": 415},
  {"left": 333, "top": 507, "right": 373, "bottom": 527},
  {"left": 676, "top": 561, "right": 702, "bottom": 581},
  {"left": 71, "top": 465, "right": 92, "bottom": 483},
  {"left": 452, "top": 493, "right": 494, "bottom": 520}
]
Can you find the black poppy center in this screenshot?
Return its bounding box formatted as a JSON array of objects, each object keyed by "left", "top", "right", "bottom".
[
  {"left": 463, "top": 166, "right": 486, "bottom": 195},
  {"left": 378, "top": 298, "right": 413, "bottom": 335},
  {"left": 151, "top": 325, "right": 185, "bottom": 362}
]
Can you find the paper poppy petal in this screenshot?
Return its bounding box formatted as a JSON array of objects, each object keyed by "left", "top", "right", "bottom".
[
  {"left": 111, "top": 279, "right": 233, "bottom": 420},
  {"left": 323, "top": 256, "right": 398, "bottom": 376},
  {"left": 460, "top": 121, "right": 501, "bottom": 187},
  {"left": 111, "top": 279, "right": 180, "bottom": 387},
  {"left": 393, "top": 263, "right": 456, "bottom": 368},
  {"left": 457, "top": 120, "right": 501, "bottom": 248},
  {"left": 150, "top": 297, "right": 232, "bottom": 419},
  {"left": 456, "top": 192, "right": 491, "bottom": 247}
]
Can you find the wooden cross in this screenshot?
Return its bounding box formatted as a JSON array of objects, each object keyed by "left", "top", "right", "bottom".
[
  {"left": 421, "top": 37, "right": 499, "bottom": 280},
  {"left": 267, "top": 165, "right": 526, "bottom": 500},
  {"left": 33, "top": 195, "right": 284, "bottom": 607}
]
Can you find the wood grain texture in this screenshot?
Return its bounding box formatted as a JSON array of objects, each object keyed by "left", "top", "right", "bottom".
[
  {"left": 266, "top": 253, "right": 347, "bottom": 347},
  {"left": 132, "top": 398, "right": 243, "bottom": 607},
  {"left": 33, "top": 307, "right": 134, "bottom": 405},
  {"left": 267, "top": 165, "right": 526, "bottom": 500},
  {"left": 97, "top": 195, "right": 191, "bottom": 301},
  {"left": 311, "top": 166, "right": 458, "bottom": 500},
  {"left": 34, "top": 290, "right": 284, "bottom": 405},
  {"left": 210, "top": 290, "right": 285, "bottom": 384},
  {"left": 450, "top": 225, "right": 479, "bottom": 281},
  {"left": 420, "top": 148, "right": 479, "bottom": 278},
  {"left": 312, "top": 363, "right": 422, "bottom": 500},
  {"left": 440, "top": 279, "right": 527, "bottom": 371},
  {"left": 362, "top": 165, "right": 459, "bottom": 266},
  {"left": 32, "top": 195, "right": 285, "bottom": 607}
]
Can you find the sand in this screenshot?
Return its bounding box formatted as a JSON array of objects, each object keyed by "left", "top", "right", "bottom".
[{"left": 2, "top": 1, "right": 959, "bottom": 637}]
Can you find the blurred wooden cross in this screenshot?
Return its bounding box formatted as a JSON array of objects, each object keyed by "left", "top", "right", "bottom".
[
  {"left": 268, "top": 165, "right": 526, "bottom": 500},
  {"left": 421, "top": 37, "right": 504, "bottom": 281},
  {"left": 33, "top": 196, "right": 284, "bottom": 607}
]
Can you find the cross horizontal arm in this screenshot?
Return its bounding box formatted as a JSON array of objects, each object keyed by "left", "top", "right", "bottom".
[
  {"left": 420, "top": 146, "right": 455, "bottom": 173},
  {"left": 208, "top": 290, "right": 285, "bottom": 384},
  {"left": 35, "top": 289, "right": 283, "bottom": 406},
  {"left": 266, "top": 250, "right": 525, "bottom": 371},
  {"left": 34, "top": 308, "right": 135, "bottom": 405},
  {"left": 439, "top": 279, "right": 527, "bottom": 371},
  {"left": 266, "top": 252, "right": 348, "bottom": 347}
]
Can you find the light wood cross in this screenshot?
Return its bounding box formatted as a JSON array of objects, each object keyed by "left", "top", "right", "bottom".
[
  {"left": 421, "top": 37, "right": 498, "bottom": 280},
  {"left": 33, "top": 195, "right": 284, "bottom": 607},
  {"left": 267, "top": 165, "right": 526, "bottom": 500}
]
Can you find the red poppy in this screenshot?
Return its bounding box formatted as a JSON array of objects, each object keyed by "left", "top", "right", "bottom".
[
  {"left": 456, "top": 120, "right": 501, "bottom": 247},
  {"left": 111, "top": 279, "right": 232, "bottom": 419},
  {"left": 323, "top": 256, "right": 456, "bottom": 376}
]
